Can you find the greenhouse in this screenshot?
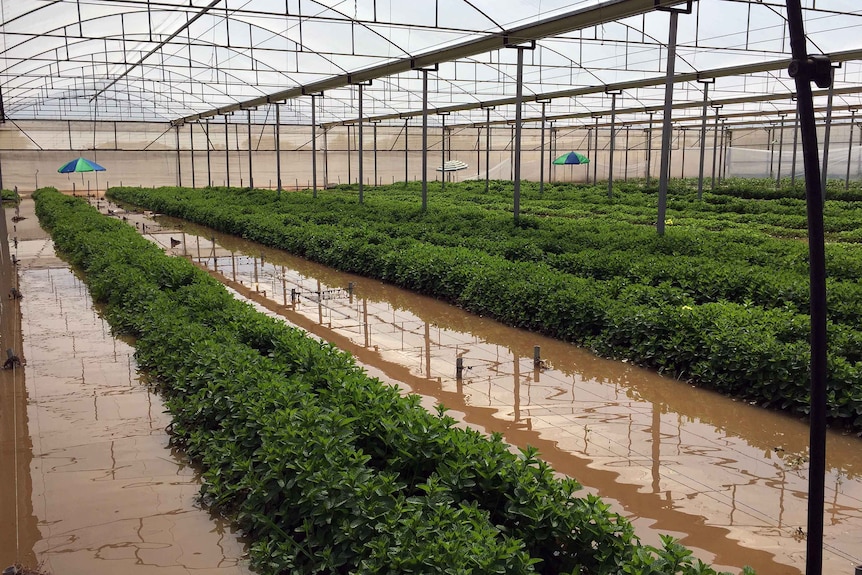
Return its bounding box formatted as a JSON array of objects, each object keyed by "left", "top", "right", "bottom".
[{"left": 2, "top": 1, "right": 862, "bottom": 574}]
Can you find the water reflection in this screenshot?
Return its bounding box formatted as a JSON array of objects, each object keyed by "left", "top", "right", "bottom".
[{"left": 111, "top": 206, "right": 862, "bottom": 574}]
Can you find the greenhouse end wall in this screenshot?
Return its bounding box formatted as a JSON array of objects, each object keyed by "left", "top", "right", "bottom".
[{"left": 2, "top": 119, "right": 858, "bottom": 193}]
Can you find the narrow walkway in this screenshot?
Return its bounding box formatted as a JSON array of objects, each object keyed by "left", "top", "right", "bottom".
[
  {"left": 128, "top": 206, "right": 862, "bottom": 575},
  {"left": 1, "top": 198, "right": 250, "bottom": 575}
]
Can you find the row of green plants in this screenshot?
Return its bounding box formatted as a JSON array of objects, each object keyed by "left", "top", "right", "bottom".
[
  {"left": 1, "top": 189, "right": 20, "bottom": 203},
  {"left": 34, "top": 187, "right": 749, "bottom": 574},
  {"left": 106, "top": 183, "right": 862, "bottom": 430}
]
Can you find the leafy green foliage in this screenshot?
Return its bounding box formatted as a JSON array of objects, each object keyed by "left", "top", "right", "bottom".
[
  {"left": 34, "top": 188, "right": 753, "bottom": 574},
  {"left": 106, "top": 181, "right": 862, "bottom": 431}
]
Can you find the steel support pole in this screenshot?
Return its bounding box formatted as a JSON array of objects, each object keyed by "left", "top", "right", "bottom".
[
  {"left": 247, "top": 109, "right": 253, "bottom": 190},
  {"left": 711, "top": 106, "right": 722, "bottom": 191},
  {"left": 646, "top": 112, "right": 655, "bottom": 184},
  {"left": 821, "top": 66, "right": 835, "bottom": 198},
  {"left": 176, "top": 124, "right": 182, "bottom": 186},
  {"left": 586, "top": 128, "right": 592, "bottom": 184},
  {"left": 624, "top": 125, "right": 630, "bottom": 182},
  {"left": 323, "top": 128, "right": 329, "bottom": 187},
  {"left": 205, "top": 119, "right": 212, "bottom": 187},
  {"left": 656, "top": 10, "right": 679, "bottom": 236},
  {"left": 721, "top": 123, "right": 729, "bottom": 182},
  {"left": 792, "top": 108, "right": 800, "bottom": 186},
  {"left": 593, "top": 115, "right": 600, "bottom": 185},
  {"left": 347, "top": 125, "right": 352, "bottom": 185},
  {"left": 275, "top": 103, "right": 282, "bottom": 196},
  {"left": 358, "top": 84, "right": 364, "bottom": 202},
  {"left": 680, "top": 129, "right": 686, "bottom": 179},
  {"left": 422, "top": 70, "right": 429, "bottom": 210},
  {"left": 441, "top": 116, "right": 447, "bottom": 191},
  {"left": 539, "top": 102, "right": 547, "bottom": 194},
  {"left": 311, "top": 95, "right": 318, "bottom": 197},
  {"left": 785, "top": 3, "right": 828, "bottom": 574},
  {"left": 373, "top": 122, "right": 378, "bottom": 187},
  {"left": 778, "top": 115, "right": 786, "bottom": 187},
  {"left": 225, "top": 115, "right": 230, "bottom": 187},
  {"left": 485, "top": 107, "right": 491, "bottom": 193},
  {"left": 549, "top": 125, "right": 555, "bottom": 183},
  {"left": 846, "top": 110, "right": 857, "bottom": 190},
  {"left": 608, "top": 92, "right": 619, "bottom": 198},
  {"left": 768, "top": 126, "right": 776, "bottom": 179},
  {"left": 697, "top": 82, "right": 710, "bottom": 199},
  {"left": 404, "top": 119, "right": 409, "bottom": 185},
  {"left": 513, "top": 46, "right": 525, "bottom": 222},
  {"left": 190, "top": 123, "right": 196, "bottom": 188}
]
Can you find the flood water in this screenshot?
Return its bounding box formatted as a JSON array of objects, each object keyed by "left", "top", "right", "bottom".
[
  {"left": 130, "top": 207, "right": 862, "bottom": 575},
  {"left": 4, "top": 194, "right": 862, "bottom": 574},
  {"left": 0, "top": 199, "right": 250, "bottom": 575}
]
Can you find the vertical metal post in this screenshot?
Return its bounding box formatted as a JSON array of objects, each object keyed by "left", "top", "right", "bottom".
[
  {"left": 847, "top": 111, "right": 857, "bottom": 190},
  {"left": 422, "top": 69, "right": 429, "bottom": 210},
  {"left": 720, "top": 122, "right": 729, "bottom": 182},
  {"left": 768, "top": 125, "right": 776, "bottom": 179},
  {"left": 680, "top": 128, "right": 686, "bottom": 179},
  {"left": 485, "top": 107, "right": 492, "bottom": 192},
  {"left": 247, "top": 109, "right": 253, "bottom": 190},
  {"left": 358, "top": 83, "right": 364, "bottom": 202},
  {"left": 205, "top": 119, "right": 212, "bottom": 187},
  {"left": 821, "top": 66, "right": 836, "bottom": 199},
  {"left": 549, "top": 123, "right": 555, "bottom": 183},
  {"left": 441, "top": 114, "right": 447, "bottom": 191},
  {"left": 711, "top": 104, "right": 722, "bottom": 191},
  {"left": 323, "top": 127, "right": 329, "bottom": 188},
  {"left": 539, "top": 100, "right": 549, "bottom": 194},
  {"left": 513, "top": 46, "right": 525, "bottom": 222},
  {"left": 586, "top": 127, "right": 592, "bottom": 183},
  {"left": 778, "top": 114, "right": 787, "bottom": 187},
  {"left": 404, "top": 119, "right": 409, "bottom": 185},
  {"left": 624, "top": 125, "right": 630, "bottom": 182},
  {"left": 514, "top": 46, "right": 525, "bottom": 223},
  {"left": 785, "top": 3, "right": 829, "bottom": 574},
  {"left": 276, "top": 103, "right": 283, "bottom": 196},
  {"left": 373, "top": 121, "right": 379, "bottom": 186},
  {"left": 175, "top": 124, "right": 182, "bottom": 186},
  {"left": 792, "top": 105, "right": 800, "bottom": 186},
  {"left": 593, "top": 115, "right": 600, "bottom": 185},
  {"left": 225, "top": 114, "right": 230, "bottom": 187},
  {"left": 646, "top": 112, "right": 655, "bottom": 184},
  {"left": 190, "top": 122, "right": 196, "bottom": 188},
  {"left": 697, "top": 80, "right": 711, "bottom": 199},
  {"left": 608, "top": 91, "right": 621, "bottom": 198},
  {"left": 347, "top": 124, "right": 352, "bottom": 185},
  {"left": 656, "top": 9, "right": 679, "bottom": 236},
  {"left": 311, "top": 94, "right": 318, "bottom": 197}
]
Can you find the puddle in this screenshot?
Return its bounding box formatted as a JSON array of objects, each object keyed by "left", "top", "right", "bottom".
[
  {"left": 125, "top": 207, "right": 862, "bottom": 575},
  {"left": 1, "top": 198, "right": 250, "bottom": 575}
]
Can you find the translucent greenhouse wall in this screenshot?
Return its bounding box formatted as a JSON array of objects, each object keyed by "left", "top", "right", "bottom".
[{"left": 1, "top": 119, "right": 858, "bottom": 193}]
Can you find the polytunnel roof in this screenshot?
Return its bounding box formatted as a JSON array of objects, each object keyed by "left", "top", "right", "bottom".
[{"left": 1, "top": 0, "right": 861, "bottom": 129}]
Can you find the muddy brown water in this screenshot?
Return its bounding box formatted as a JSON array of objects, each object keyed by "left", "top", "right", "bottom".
[
  {"left": 132, "top": 208, "right": 860, "bottom": 575},
  {"left": 3, "top": 195, "right": 861, "bottom": 574},
  {"left": 1, "top": 198, "right": 250, "bottom": 575}
]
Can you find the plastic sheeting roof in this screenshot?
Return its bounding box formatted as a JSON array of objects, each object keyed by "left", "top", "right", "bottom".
[{"left": 1, "top": 0, "right": 861, "bottom": 127}]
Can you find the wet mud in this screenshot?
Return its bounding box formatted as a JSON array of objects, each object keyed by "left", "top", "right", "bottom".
[
  {"left": 1, "top": 198, "right": 250, "bottom": 574},
  {"left": 132, "top": 209, "right": 862, "bottom": 575}
]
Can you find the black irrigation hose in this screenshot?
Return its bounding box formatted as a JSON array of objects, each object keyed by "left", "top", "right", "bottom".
[{"left": 785, "top": 2, "right": 830, "bottom": 574}]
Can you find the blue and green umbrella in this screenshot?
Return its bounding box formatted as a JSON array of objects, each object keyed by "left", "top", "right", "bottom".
[
  {"left": 552, "top": 152, "right": 590, "bottom": 165},
  {"left": 57, "top": 157, "right": 106, "bottom": 173}
]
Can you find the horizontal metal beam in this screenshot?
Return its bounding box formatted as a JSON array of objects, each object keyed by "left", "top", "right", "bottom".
[
  {"left": 176, "top": 0, "right": 687, "bottom": 125},
  {"left": 320, "top": 47, "right": 862, "bottom": 129}
]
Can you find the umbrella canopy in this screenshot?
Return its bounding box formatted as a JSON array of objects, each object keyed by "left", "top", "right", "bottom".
[
  {"left": 436, "top": 160, "right": 469, "bottom": 172},
  {"left": 57, "top": 157, "right": 106, "bottom": 173},
  {"left": 552, "top": 152, "right": 590, "bottom": 165}
]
